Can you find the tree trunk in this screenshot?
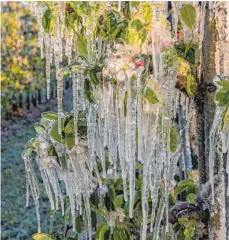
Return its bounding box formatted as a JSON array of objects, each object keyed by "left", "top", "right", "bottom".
[
  {"left": 197, "top": 3, "right": 229, "bottom": 239},
  {"left": 26, "top": 93, "right": 30, "bottom": 110}
]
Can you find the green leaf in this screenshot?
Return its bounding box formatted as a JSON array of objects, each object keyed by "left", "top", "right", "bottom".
[
  {"left": 114, "top": 178, "right": 124, "bottom": 191},
  {"left": 32, "top": 233, "right": 56, "bottom": 240},
  {"left": 21, "top": 147, "right": 34, "bottom": 159},
  {"left": 98, "top": 204, "right": 108, "bottom": 217},
  {"left": 215, "top": 88, "right": 229, "bottom": 106},
  {"left": 25, "top": 138, "right": 34, "bottom": 149},
  {"left": 64, "top": 118, "right": 74, "bottom": 135},
  {"left": 144, "top": 87, "right": 159, "bottom": 104},
  {"left": 126, "top": 19, "right": 147, "bottom": 44},
  {"left": 65, "top": 134, "right": 75, "bottom": 150},
  {"left": 96, "top": 222, "right": 109, "bottom": 240},
  {"left": 108, "top": 185, "right": 115, "bottom": 203},
  {"left": 136, "top": 162, "right": 143, "bottom": 169},
  {"left": 114, "top": 194, "right": 124, "bottom": 208},
  {"left": 140, "top": 2, "right": 152, "bottom": 23},
  {"left": 76, "top": 216, "right": 83, "bottom": 233},
  {"left": 186, "top": 193, "right": 196, "bottom": 203},
  {"left": 117, "top": 223, "right": 131, "bottom": 239},
  {"left": 113, "top": 230, "right": 121, "bottom": 240},
  {"left": 179, "top": 4, "right": 196, "bottom": 30},
  {"left": 49, "top": 120, "right": 63, "bottom": 142},
  {"left": 40, "top": 118, "right": 51, "bottom": 129},
  {"left": 186, "top": 74, "right": 197, "bottom": 97},
  {"left": 129, "top": 19, "right": 144, "bottom": 31},
  {"left": 84, "top": 78, "right": 95, "bottom": 103},
  {"left": 175, "top": 179, "right": 198, "bottom": 195},
  {"left": 70, "top": 2, "right": 91, "bottom": 16},
  {"left": 41, "top": 112, "right": 58, "bottom": 121},
  {"left": 42, "top": 8, "right": 54, "bottom": 33},
  {"left": 217, "top": 80, "right": 229, "bottom": 88},
  {"left": 130, "top": 2, "right": 140, "bottom": 8},
  {"left": 34, "top": 122, "right": 46, "bottom": 134},
  {"left": 77, "top": 33, "right": 88, "bottom": 59}
]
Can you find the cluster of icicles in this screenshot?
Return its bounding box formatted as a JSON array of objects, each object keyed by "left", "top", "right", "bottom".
[{"left": 24, "top": 1, "right": 229, "bottom": 239}]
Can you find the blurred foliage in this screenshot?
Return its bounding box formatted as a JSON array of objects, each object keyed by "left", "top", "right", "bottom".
[{"left": 1, "top": 2, "right": 45, "bottom": 111}]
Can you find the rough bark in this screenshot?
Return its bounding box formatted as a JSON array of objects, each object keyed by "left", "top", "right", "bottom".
[{"left": 197, "top": 2, "right": 229, "bottom": 239}]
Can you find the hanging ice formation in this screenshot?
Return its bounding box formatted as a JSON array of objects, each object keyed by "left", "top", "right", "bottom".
[
  {"left": 26, "top": 2, "right": 182, "bottom": 238},
  {"left": 24, "top": 1, "right": 228, "bottom": 239}
]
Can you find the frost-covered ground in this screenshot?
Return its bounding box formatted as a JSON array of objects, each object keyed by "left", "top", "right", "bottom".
[{"left": 1, "top": 89, "right": 72, "bottom": 239}]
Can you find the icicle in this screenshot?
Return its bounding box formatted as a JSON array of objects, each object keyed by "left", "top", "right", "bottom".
[
  {"left": 73, "top": 72, "right": 79, "bottom": 145},
  {"left": 118, "top": 1, "right": 122, "bottom": 12},
  {"left": 150, "top": 145, "right": 166, "bottom": 233},
  {"left": 87, "top": 104, "right": 97, "bottom": 172},
  {"left": 40, "top": 169, "right": 55, "bottom": 210},
  {"left": 25, "top": 169, "right": 30, "bottom": 207},
  {"left": 137, "top": 89, "right": 144, "bottom": 163},
  {"left": 57, "top": 74, "right": 63, "bottom": 134},
  {"left": 107, "top": 83, "right": 115, "bottom": 165},
  {"left": 25, "top": 156, "right": 41, "bottom": 233},
  {"left": 44, "top": 34, "right": 51, "bottom": 99},
  {"left": 209, "top": 106, "right": 224, "bottom": 204},
  {"left": 162, "top": 117, "right": 170, "bottom": 233},
  {"left": 172, "top": 2, "right": 181, "bottom": 35},
  {"left": 59, "top": 2, "right": 65, "bottom": 39},
  {"left": 31, "top": 2, "right": 44, "bottom": 58},
  {"left": 151, "top": 22, "right": 158, "bottom": 79},
  {"left": 126, "top": 72, "right": 138, "bottom": 218},
  {"left": 65, "top": 30, "right": 74, "bottom": 64},
  {"left": 116, "top": 88, "right": 128, "bottom": 201},
  {"left": 142, "top": 112, "right": 159, "bottom": 239},
  {"left": 153, "top": 198, "right": 165, "bottom": 240},
  {"left": 83, "top": 193, "right": 92, "bottom": 240},
  {"left": 97, "top": 89, "right": 106, "bottom": 178}
]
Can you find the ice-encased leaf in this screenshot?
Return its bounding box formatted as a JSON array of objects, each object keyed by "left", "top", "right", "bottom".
[
  {"left": 96, "top": 222, "right": 110, "bottom": 240},
  {"left": 179, "top": 4, "right": 196, "bottom": 30},
  {"left": 34, "top": 122, "right": 46, "bottom": 134},
  {"left": 126, "top": 19, "right": 147, "bottom": 44},
  {"left": 76, "top": 216, "right": 83, "bottom": 233},
  {"left": 41, "top": 112, "right": 58, "bottom": 120},
  {"left": 186, "top": 193, "right": 196, "bottom": 203},
  {"left": 21, "top": 147, "right": 34, "bottom": 159},
  {"left": 217, "top": 80, "right": 229, "bottom": 88},
  {"left": 32, "top": 233, "right": 56, "bottom": 240},
  {"left": 175, "top": 179, "right": 198, "bottom": 195},
  {"left": 215, "top": 87, "right": 229, "bottom": 106},
  {"left": 77, "top": 33, "right": 88, "bottom": 59},
  {"left": 144, "top": 87, "right": 159, "bottom": 104},
  {"left": 98, "top": 204, "right": 108, "bottom": 217},
  {"left": 114, "top": 194, "right": 124, "bottom": 208},
  {"left": 65, "top": 134, "right": 75, "bottom": 150},
  {"left": 42, "top": 8, "right": 54, "bottom": 33},
  {"left": 140, "top": 2, "right": 152, "bottom": 24},
  {"left": 49, "top": 120, "right": 64, "bottom": 142},
  {"left": 64, "top": 118, "right": 74, "bottom": 135},
  {"left": 25, "top": 138, "right": 34, "bottom": 149}
]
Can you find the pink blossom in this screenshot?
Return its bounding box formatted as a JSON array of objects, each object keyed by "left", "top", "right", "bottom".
[
  {"left": 160, "top": 41, "right": 172, "bottom": 48},
  {"left": 134, "top": 59, "right": 145, "bottom": 68},
  {"left": 176, "top": 32, "right": 183, "bottom": 40}
]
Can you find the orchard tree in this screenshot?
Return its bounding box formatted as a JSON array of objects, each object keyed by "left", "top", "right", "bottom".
[
  {"left": 1, "top": 2, "right": 45, "bottom": 116},
  {"left": 21, "top": 2, "right": 229, "bottom": 240}
]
